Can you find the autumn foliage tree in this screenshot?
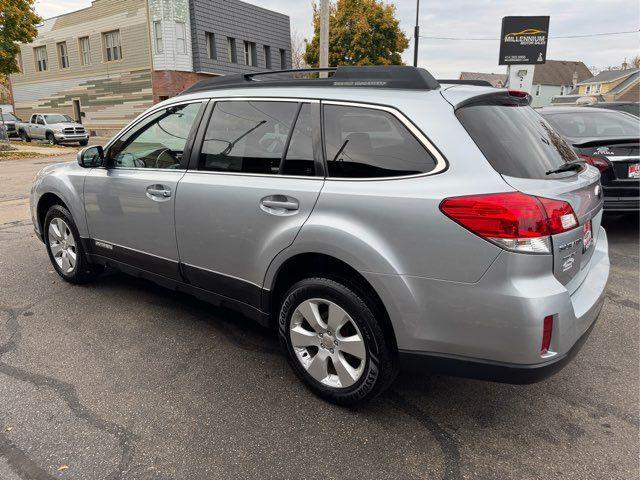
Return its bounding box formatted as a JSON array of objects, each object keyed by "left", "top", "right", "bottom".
[
  {"left": 304, "top": 0, "right": 408, "bottom": 67},
  {"left": 0, "top": 0, "right": 41, "bottom": 75}
]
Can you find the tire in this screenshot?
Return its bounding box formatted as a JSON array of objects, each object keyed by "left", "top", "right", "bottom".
[
  {"left": 46, "top": 132, "right": 57, "bottom": 145},
  {"left": 278, "top": 277, "right": 398, "bottom": 406},
  {"left": 44, "top": 205, "right": 102, "bottom": 284},
  {"left": 21, "top": 130, "right": 31, "bottom": 143},
  {"left": 79, "top": 140, "right": 89, "bottom": 146}
]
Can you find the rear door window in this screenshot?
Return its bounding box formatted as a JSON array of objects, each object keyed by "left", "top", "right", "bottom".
[
  {"left": 456, "top": 105, "right": 578, "bottom": 179},
  {"left": 323, "top": 104, "right": 437, "bottom": 178}
]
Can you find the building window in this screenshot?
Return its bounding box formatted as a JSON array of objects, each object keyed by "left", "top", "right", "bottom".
[
  {"left": 57, "top": 42, "right": 69, "bottom": 69},
  {"left": 227, "top": 37, "right": 237, "bottom": 63},
  {"left": 79, "top": 37, "right": 91, "bottom": 65},
  {"left": 263, "top": 45, "right": 271, "bottom": 69},
  {"left": 594, "top": 83, "right": 601, "bottom": 94},
  {"left": 205, "top": 32, "right": 216, "bottom": 60},
  {"left": 244, "top": 41, "right": 256, "bottom": 66},
  {"left": 34, "top": 46, "right": 48, "bottom": 72},
  {"left": 175, "top": 22, "right": 186, "bottom": 54},
  {"left": 16, "top": 52, "right": 23, "bottom": 73},
  {"left": 102, "top": 30, "right": 122, "bottom": 61},
  {"left": 279, "top": 48, "right": 286, "bottom": 69},
  {"left": 585, "top": 85, "right": 591, "bottom": 94},
  {"left": 534, "top": 84, "right": 540, "bottom": 96},
  {"left": 153, "top": 21, "right": 163, "bottom": 54}
]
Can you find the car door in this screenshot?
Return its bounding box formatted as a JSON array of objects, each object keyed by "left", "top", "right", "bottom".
[
  {"left": 175, "top": 99, "right": 324, "bottom": 310},
  {"left": 83, "top": 101, "right": 206, "bottom": 280},
  {"left": 34, "top": 115, "right": 46, "bottom": 139}
]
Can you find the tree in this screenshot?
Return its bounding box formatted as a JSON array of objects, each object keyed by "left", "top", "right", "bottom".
[
  {"left": 0, "top": 0, "right": 41, "bottom": 75},
  {"left": 304, "top": 0, "right": 408, "bottom": 67},
  {"left": 291, "top": 28, "right": 308, "bottom": 69}
]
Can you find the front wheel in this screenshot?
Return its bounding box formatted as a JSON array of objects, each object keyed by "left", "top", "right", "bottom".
[
  {"left": 279, "top": 277, "right": 397, "bottom": 406},
  {"left": 44, "top": 205, "right": 102, "bottom": 284},
  {"left": 46, "top": 132, "right": 57, "bottom": 145},
  {"left": 21, "top": 130, "right": 31, "bottom": 142}
]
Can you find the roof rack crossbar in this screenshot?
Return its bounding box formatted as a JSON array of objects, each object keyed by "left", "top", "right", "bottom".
[{"left": 181, "top": 66, "right": 440, "bottom": 95}]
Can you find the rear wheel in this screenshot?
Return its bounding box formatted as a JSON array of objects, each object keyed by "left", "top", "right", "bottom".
[
  {"left": 46, "top": 132, "right": 57, "bottom": 145},
  {"left": 20, "top": 130, "right": 31, "bottom": 142},
  {"left": 279, "top": 277, "right": 397, "bottom": 406},
  {"left": 44, "top": 205, "right": 102, "bottom": 284}
]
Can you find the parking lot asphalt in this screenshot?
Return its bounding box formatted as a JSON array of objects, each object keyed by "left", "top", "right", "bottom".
[{"left": 0, "top": 156, "right": 638, "bottom": 480}]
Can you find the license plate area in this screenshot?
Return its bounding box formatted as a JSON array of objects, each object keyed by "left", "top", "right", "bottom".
[{"left": 628, "top": 164, "right": 640, "bottom": 179}]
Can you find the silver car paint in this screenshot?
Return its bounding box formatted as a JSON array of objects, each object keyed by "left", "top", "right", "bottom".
[{"left": 30, "top": 83, "right": 610, "bottom": 369}]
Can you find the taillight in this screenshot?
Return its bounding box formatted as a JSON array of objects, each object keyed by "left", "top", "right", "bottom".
[
  {"left": 508, "top": 89, "right": 528, "bottom": 98},
  {"left": 541, "top": 315, "right": 554, "bottom": 354},
  {"left": 439, "top": 192, "right": 578, "bottom": 254},
  {"left": 578, "top": 153, "right": 611, "bottom": 173}
]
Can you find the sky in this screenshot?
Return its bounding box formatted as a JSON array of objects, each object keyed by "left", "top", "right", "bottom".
[{"left": 34, "top": 0, "right": 640, "bottom": 78}]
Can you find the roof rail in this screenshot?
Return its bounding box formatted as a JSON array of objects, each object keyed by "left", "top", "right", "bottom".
[
  {"left": 182, "top": 66, "right": 441, "bottom": 95},
  {"left": 437, "top": 79, "right": 494, "bottom": 87}
]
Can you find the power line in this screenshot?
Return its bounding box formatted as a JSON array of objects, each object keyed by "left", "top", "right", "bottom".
[{"left": 416, "top": 29, "right": 639, "bottom": 41}]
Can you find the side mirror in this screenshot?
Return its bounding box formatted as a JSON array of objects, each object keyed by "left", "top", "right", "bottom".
[{"left": 77, "top": 145, "right": 104, "bottom": 168}]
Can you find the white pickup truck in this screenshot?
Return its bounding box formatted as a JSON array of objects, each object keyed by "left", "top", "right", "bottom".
[{"left": 18, "top": 113, "right": 89, "bottom": 146}]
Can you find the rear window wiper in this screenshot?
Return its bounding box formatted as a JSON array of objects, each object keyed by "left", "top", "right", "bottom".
[{"left": 545, "top": 160, "right": 585, "bottom": 175}]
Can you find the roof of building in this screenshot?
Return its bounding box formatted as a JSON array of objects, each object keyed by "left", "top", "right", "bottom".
[
  {"left": 577, "top": 68, "right": 640, "bottom": 85},
  {"left": 607, "top": 71, "right": 640, "bottom": 94},
  {"left": 459, "top": 72, "right": 507, "bottom": 87},
  {"left": 617, "top": 83, "right": 640, "bottom": 102},
  {"left": 532, "top": 60, "right": 592, "bottom": 86}
]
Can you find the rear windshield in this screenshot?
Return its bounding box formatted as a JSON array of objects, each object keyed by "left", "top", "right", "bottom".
[
  {"left": 456, "top": 105, "right": 578, "bottom": 179},
  {"left": 542, "top": 110, "right": 639, "bottom": 138}
]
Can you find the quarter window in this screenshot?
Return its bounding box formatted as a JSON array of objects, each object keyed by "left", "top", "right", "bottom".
[
  {"left": 79, "top": 37, "right": 91, "bottom": 65},
  {"left": 102, "top": 30, "right": 122, "bottom": 62},
  {"left": 57, "top": 42, "right": 69, "bottom": 69},
  {"left": 323, "top": 104, "right": 436, "bottom": 178},
  {"left": 108, "top": 102, "right": 202, "bottom": 169},
  {"left": 34, "top": 46, "right": 48, "bottom": 72},
  {"left": 199, "top": 101, "right": 299, "bottom": 174}
]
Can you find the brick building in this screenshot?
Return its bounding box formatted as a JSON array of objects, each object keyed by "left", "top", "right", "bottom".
[{"left": 10, "top": 0, "right": 291, "bottom": 137}]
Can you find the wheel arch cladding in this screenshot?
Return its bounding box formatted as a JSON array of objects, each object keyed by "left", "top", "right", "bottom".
[
  {"left": 38, "top": 192, "right": 68, "bottom": 234},
  {"left": 268, "top": 252, "right": 398, "bottom": 353}
]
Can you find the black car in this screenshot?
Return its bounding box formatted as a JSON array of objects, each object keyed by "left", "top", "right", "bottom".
[
  {"left": 585, "top": 102, "right": 639, "bottom": 117},
  {"left": 538, "top": 106, "right": 639, "bottom": 212}
]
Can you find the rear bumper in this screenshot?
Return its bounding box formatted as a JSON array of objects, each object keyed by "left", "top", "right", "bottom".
[
  {"left": 603, "top": 196, "right": 639, "bottom": 211},
  {"left": 364, "top": 226, "right": 609, "bottom": 382},
  {"left": 603, "top": 185, "right": 639, "bottom": 211},
  {"left": 398, "top": 295, "right": 603, "bottom": 384}
]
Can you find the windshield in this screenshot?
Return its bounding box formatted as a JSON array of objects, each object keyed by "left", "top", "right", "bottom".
[
  {"left": 44, "top": 114, "right": 74, "bottom": 124},
  {"left": 456, "top": 104, "right": 578, "bottom": 179},
  {"left": 1, "top": 113, "right": 18, "bottom": 122},
  {"left": 542, "top": 110, "right": 639, "bottom": 139}
]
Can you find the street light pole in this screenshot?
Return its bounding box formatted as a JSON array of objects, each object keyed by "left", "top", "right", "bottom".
[{"left": 413, "top": 0, "right": 420, "bottom": 67}]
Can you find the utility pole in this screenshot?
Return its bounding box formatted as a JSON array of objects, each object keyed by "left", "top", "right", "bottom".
[
  {"left": 413, "top": 0, "right": 420, "bottom": 67},
  {"left": 319, "top": 0, "right": 329, "bottom": 77}
]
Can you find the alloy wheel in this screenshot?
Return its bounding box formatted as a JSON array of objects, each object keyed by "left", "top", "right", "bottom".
[
  {"left": 289, "top": 298, "right": 367, "bottom": 388},
  {"left": 48, "top": 217, "right": 77, "bottom": 274}
]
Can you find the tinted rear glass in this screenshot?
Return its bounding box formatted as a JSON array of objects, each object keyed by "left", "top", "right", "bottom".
[
  {"left": 456, "top": 105, "right": 578, "bottom": 179},
  {"left": 542, "top": 110, "right": 639, "bottom": 138}
]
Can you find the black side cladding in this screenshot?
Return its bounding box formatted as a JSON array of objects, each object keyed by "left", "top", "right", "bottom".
[{"left": 181, "top": 66, "right": 441, "bottom": 95}]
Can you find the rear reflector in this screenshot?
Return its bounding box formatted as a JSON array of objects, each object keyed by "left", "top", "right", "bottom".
[
  {"left": 439, "top": 192, "right": 578, "bottom": 254},
  {"left": 578, "top": 153, "right": 611, "bottom": 173},
  {"left": 541, "top": 315, "right": 554, "bottom": 354}
]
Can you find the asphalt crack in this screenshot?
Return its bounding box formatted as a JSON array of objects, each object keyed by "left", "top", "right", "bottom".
[
  {"left": 0, "top": 300, "right": 137, "bottom": 480},
  {"left": 385, "top": 390, "right": 462, "bottom": 480}
]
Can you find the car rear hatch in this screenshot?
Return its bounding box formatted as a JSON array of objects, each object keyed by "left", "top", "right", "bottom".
[{"left": 451, "top": 90, "right": 603, "bottom": 294}]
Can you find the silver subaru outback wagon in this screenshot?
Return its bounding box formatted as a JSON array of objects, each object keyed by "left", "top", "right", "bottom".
[{"left": 30, "top": 66, "right": 609, "bottom": 405}]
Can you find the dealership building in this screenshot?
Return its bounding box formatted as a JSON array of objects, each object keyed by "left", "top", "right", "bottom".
[{"left": 9, "top": 0, "right": 291, "bottom": 137}]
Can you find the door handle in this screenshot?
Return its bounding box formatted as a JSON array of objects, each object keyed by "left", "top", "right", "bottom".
[
  {"left": 146, "top": 185, "right": 171, "bottom": 198},
  {"left": 260, "top": 195, "right": 299, "bottom": 215}
]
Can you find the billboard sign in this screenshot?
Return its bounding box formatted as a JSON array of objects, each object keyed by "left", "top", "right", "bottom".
[{"left": 499, "top": 16, "right": 550, "bottom": 65}]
